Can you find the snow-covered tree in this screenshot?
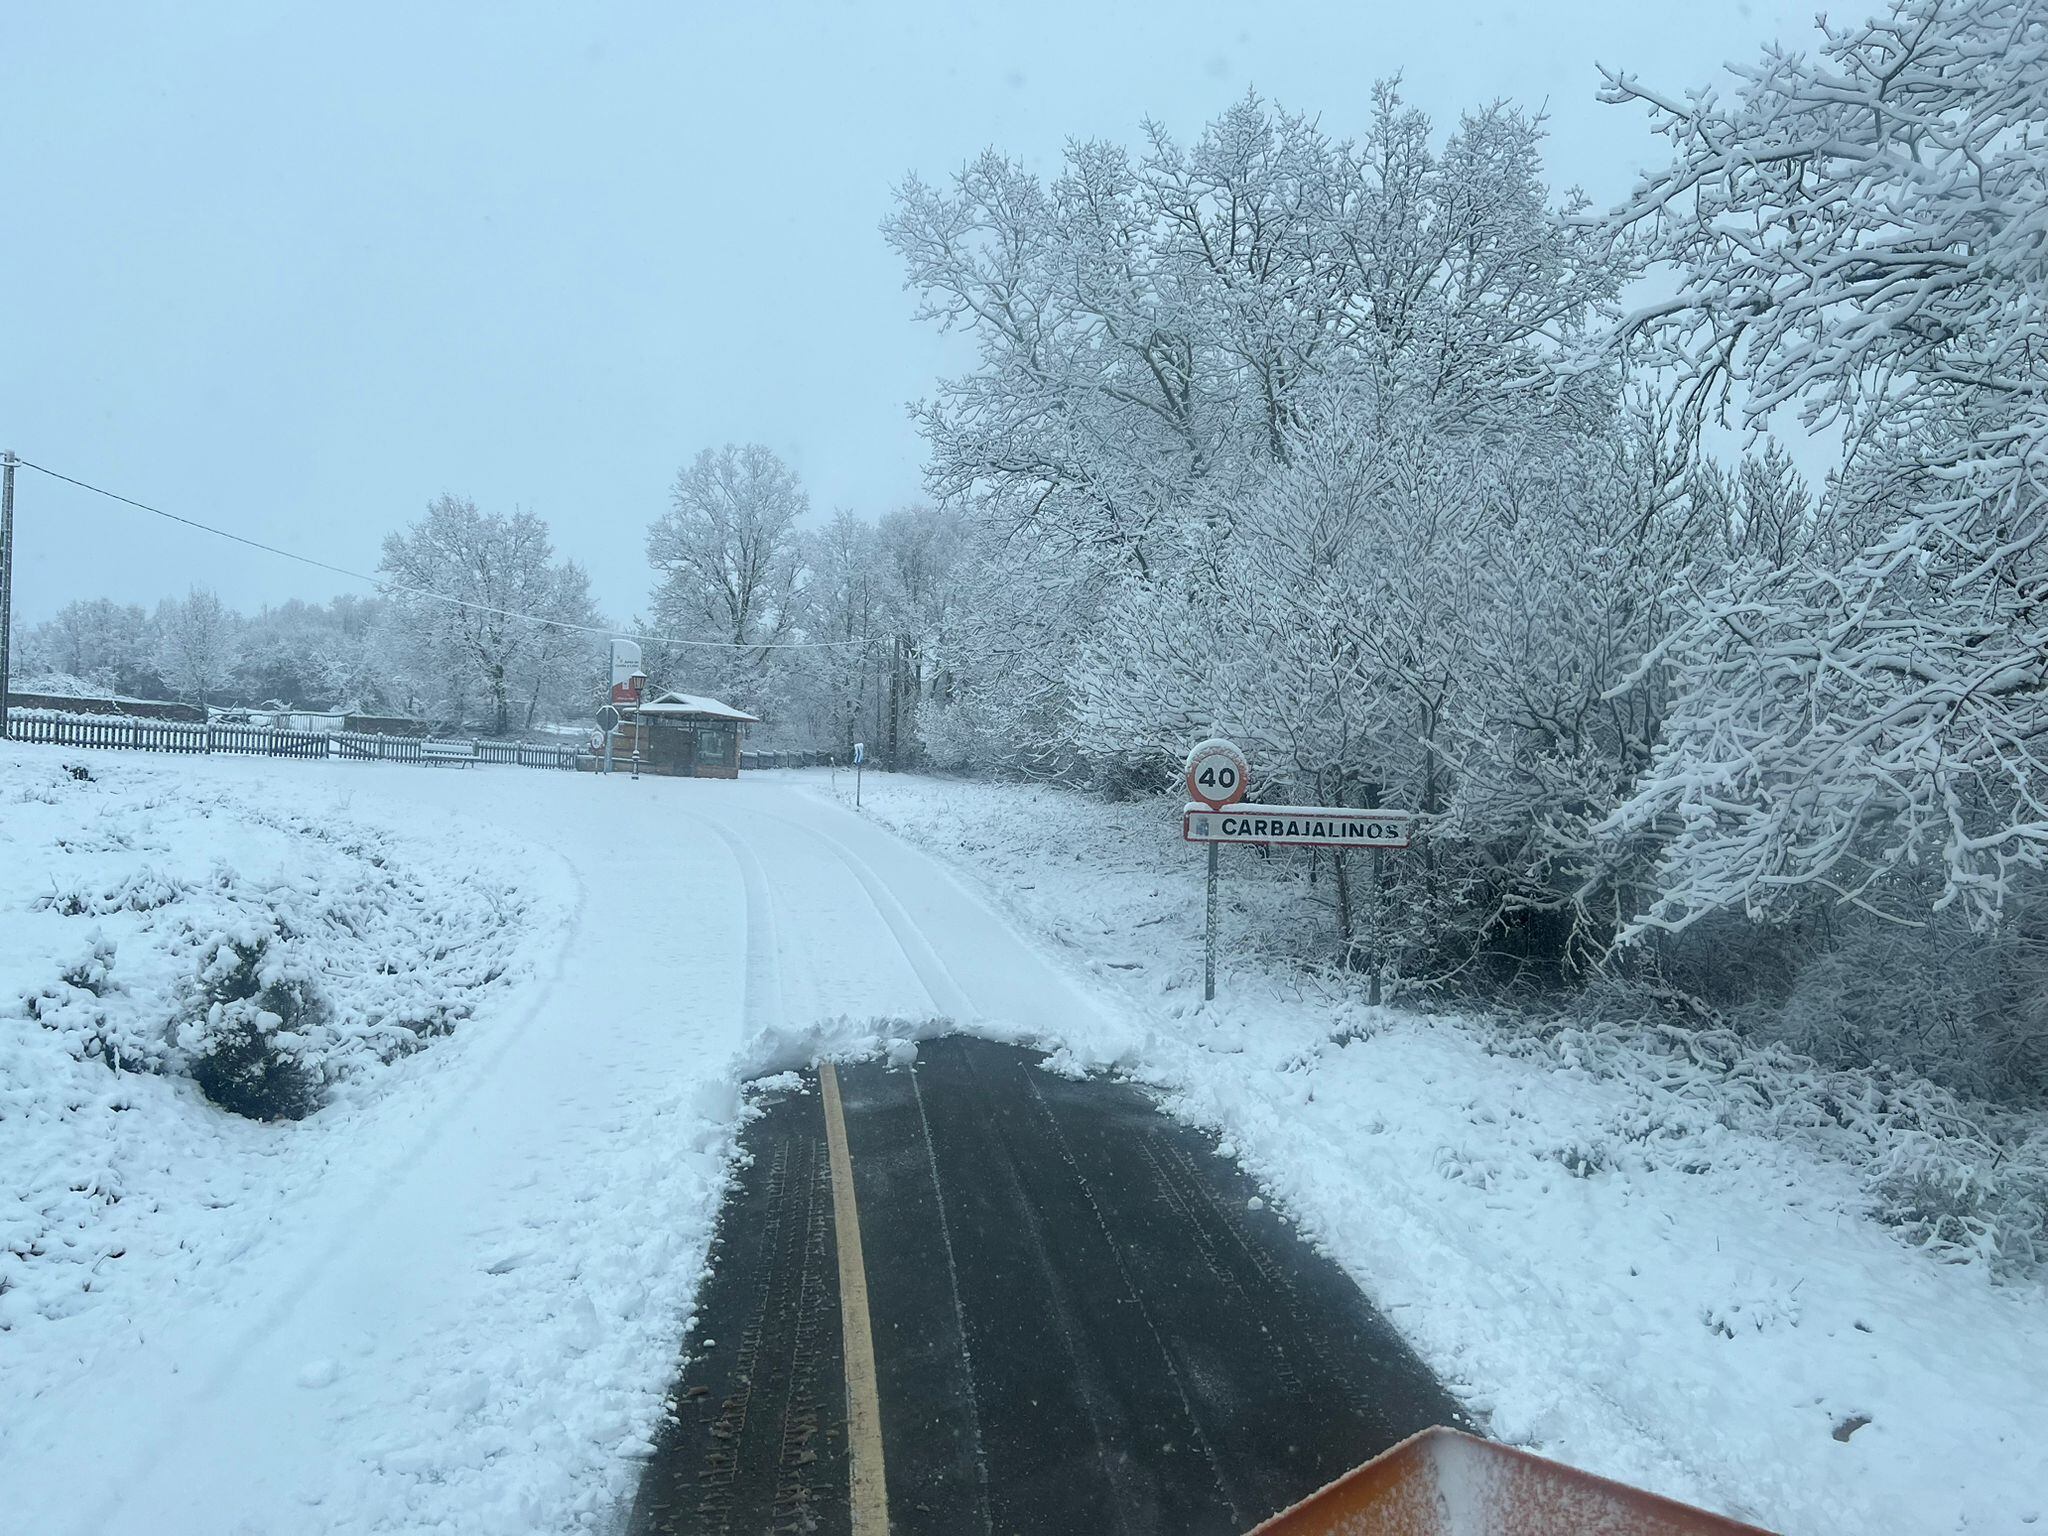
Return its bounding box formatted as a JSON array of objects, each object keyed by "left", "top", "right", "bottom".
[
  {"left": 1070, "top": 378, "right": 1695, "bottom": 977},
  {"left": 1595, "top": 0, "right": 2048, "bottom": 934},
  {"left": 888, "top": 87, "right": 1623, "bottom": 776},
  {"left": 782, "top": 510, "right": 888, "bottom": 754},
  {"left": 311, "top": 594, "right": 393, "bottom": 712},
  {"left": 379, "top": 495, "right": 598, "bottom": 735},
  {"left": 646, "top": 444, "right": 808, "bottom": 714},
  {"left": 26, "top": 599, "right": 158, "bottom": 696},
  {"left": 508, "top": 562, "right": 602, "bottom": 729},
  {"left": 153, "top": 588, "right": 241, "bottom": 709},
  {"left": 236, "top": 598, "right": 374, "bottom": 707}
]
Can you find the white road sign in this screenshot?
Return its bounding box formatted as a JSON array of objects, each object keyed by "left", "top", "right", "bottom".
[
  {"left": 1182, "top": 804, "right": 1412, "bottom": 849},
  {"left": 1184, "top": 738, "right": 1250, "bottom": 809}
]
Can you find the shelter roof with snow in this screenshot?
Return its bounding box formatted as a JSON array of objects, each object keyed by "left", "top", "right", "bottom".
[{"left": 632, "top": 690, "right": 761, "bottom": 724}]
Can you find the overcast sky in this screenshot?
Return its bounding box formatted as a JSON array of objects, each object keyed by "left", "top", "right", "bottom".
[{"left": 3, "top": 1, "right": 1823, "bottom": 625}]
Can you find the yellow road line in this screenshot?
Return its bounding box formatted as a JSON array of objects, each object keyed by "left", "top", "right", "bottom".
[{"left": 820, "top": 1061, "right": 890, "bottom": 1535}]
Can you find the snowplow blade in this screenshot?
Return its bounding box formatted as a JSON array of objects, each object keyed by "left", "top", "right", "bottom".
[{"left": 1247, "top": 1426, "right": 1775, "bottom": 1535}]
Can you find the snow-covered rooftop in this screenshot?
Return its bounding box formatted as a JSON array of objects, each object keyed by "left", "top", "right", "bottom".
[{"left": 635, "top": 690, "right": 761, "bottom": 724}]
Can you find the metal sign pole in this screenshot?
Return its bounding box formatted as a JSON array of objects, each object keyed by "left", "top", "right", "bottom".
[
  {"left": 1205, "top": 841, "right": 1220, "bottom": 1002},
  {"left": 1185, "top": 738, "right": 1250, "bottom": 1004},
  {"left": 1370, "top": 847, "right": 1386, "bottom": 1006}
]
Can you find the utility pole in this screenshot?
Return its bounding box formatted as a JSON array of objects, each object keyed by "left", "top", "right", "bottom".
[
  {"left": 880, "top": 634, "right": 897, "bottom": 765},
  {"left": 0, "top": 451, "right": 16, "bottom": 741}
]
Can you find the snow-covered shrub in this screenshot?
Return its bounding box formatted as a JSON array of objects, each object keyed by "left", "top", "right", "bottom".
[
  {"left": 20, "top": 933, "right": 141, "bottom": 1074},
  {"left": 35, "top": 867, "right": 191, "bottom": 918},
  {"left": 1495, "top": 1009, "right": 2048, "bottom": 1278},
  {"left": 1, "top": 750, "right": 556, "bottom": 1362},
  {"left": 176, "top": 932, "right": 324, "bottom": 1122},
  {"left": 1868, "top": 1127, "right": 2048, "bottom": 1274},
  {"left": 1635, "top": 879, "right": 2048, "bottom": 1108}
]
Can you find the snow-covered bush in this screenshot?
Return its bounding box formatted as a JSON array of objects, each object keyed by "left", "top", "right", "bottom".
[
  {"left": 1867, "top": 1125, "right": 2048, "bottom": 1275},
  {"left": 177, "top": 932, "right": 324, "bottom": 1122},
  {"left": 1509, "top": 1001, "right": 2048, "bottom": 1277}
]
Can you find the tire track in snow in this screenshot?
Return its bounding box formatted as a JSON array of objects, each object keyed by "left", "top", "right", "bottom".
[
  {"left": 702, "top": 801, "right": 968, "bottom": 1024},
  {"left": 694, "top": 809, "right": 789, "bottom": 1035}
]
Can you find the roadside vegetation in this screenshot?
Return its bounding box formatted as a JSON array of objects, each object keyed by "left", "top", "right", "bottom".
[{"left": 850, "top": 0, "right": 2048, "bottom": 1250}]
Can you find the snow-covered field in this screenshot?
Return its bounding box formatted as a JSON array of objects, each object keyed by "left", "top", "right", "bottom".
[
  {"left": 5, "top": 746, "right": 2043, "bottom": 1533},
  {"left": 2, "top": 747, "right": 751, "bottom": 1534}
]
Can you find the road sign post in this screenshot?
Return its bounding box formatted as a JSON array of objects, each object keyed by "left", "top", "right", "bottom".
[
  {"left": 1181, "top": 740, "right": 1411, "bottom": 1002},
  {"left": 853, "top": 740, "right": 865, "bottom": 808},
  {"left": 1184, "top": 740, "right": 1251, "bottom": 1002},
  {"left": 1205, "top": 841, "right": 1220, "bottom": 1002},
  {"left": 1371, "top": 848, "right": 1387, "bottom": 1006}
]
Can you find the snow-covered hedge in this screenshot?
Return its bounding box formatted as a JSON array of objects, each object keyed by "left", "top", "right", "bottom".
[{"left": 1484, "top": 1012, "right": 2048, "bottom": 1279}]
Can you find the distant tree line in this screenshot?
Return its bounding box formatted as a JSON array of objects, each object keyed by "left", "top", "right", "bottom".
[
  {"left": 636, "top": 442, "right": 967, "bottom": 762},
  {"left": 13, "top": 494, "right": 604, "bottom": 735},
  {"left": 10, "top": 469, "right": 967, "bottom": 754}
]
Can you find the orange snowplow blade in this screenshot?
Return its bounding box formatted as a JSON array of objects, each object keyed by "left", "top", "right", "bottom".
[{"left": 1247, "top": 1427, "right": 1776, "bottom": 1536}]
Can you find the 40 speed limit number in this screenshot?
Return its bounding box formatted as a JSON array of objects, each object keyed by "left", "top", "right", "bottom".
[{"left": 1185, "top": 738, "right": 1250, "bottom": 809}]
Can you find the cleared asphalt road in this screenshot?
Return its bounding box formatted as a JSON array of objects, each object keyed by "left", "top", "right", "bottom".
[{"left": 630, "top": 1035, "right": 1468, "bottom": 1536}]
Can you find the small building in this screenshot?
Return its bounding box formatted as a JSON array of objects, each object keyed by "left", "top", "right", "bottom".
[{"left": 613, "top": 690, "right": 761, "bottom": 778}]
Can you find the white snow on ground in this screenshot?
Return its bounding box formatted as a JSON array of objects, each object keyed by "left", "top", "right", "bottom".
[
  {"left": 819, "top": 768, "right": 2048, "bottom": 1536},
  {"left": 5, "top": 746, "right": 2044, "bottom": 1534},
  {"left": 0, "top": 747, "right": 1114, "bottom": 1535},
  {"left": 1, "top": 748, "right": 746, "bottom": 1534}
]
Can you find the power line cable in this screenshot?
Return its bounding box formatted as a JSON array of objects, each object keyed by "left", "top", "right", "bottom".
[{"left": 15, "top": 458, "right": 875, "bottom": 651}]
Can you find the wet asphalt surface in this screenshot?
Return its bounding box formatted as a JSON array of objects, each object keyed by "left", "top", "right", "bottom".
[{"left": 629, "top": 1036, "right": 1467, "bottom": 1536}]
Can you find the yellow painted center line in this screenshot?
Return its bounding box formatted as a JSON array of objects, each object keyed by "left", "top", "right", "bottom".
[{"left": 820, "top": 1061, "right": 890, "bottom": 1535}]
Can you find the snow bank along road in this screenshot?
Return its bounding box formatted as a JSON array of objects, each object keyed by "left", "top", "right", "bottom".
[
  {"left": 9, "top": 753, "right": 1469, "bottom": 1534},
  {"left": 629, "top": 1036, "right": 1470, "bottom": 1535}
]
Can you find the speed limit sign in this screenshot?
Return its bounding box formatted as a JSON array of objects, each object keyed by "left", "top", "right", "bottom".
[{"left": 1185, "top": 738, "right": 1250, "bottom": 810}]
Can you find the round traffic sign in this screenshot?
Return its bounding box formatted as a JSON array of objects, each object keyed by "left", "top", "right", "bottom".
[{"left": 1185, "top": 738, "right": 1250, "bottom": 809}]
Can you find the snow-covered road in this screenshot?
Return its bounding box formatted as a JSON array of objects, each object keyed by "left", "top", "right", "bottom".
[
  {"left": 5, "top": 759, "right": 1107, "bottom": 1536},
  {"left": 11, "top": 752, "right": 2046, "bottom": 1535}
]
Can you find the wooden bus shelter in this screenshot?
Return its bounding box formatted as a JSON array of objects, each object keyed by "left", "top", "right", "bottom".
[{"left": 611, "top": 689, "right": 760, "bottom": 778}]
